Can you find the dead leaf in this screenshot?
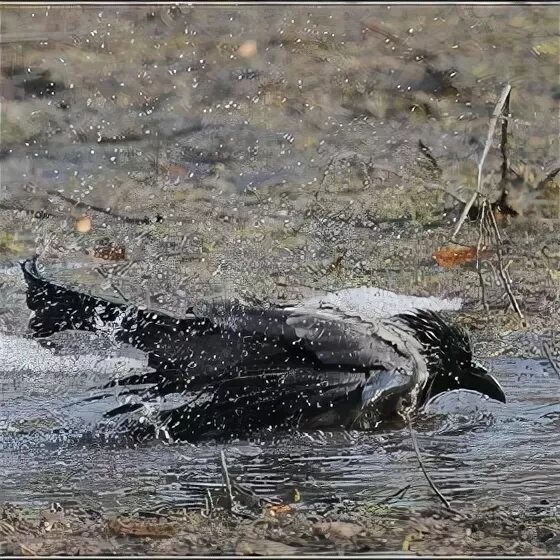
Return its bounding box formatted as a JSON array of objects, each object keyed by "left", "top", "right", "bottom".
[
  {"left": 265, "top": 504, "right": 295, "bottom": 517},
  {"left": 106, "top": 517, "right": 178, "bottom": 538},
  {"left": 433, "top": 244, "right": 492, "bottom": 269},
  {"left": 41, "top": 510, "right": 70, "bottom": 532},
  {"left": 166, "top": 162, "right": 188, "bottom": 176},
  {"left": 312, "top": 521, "right": 365, "bottom": 540},
  {"left": 92, "top": 244, "right": 126, "bottom": 261}
]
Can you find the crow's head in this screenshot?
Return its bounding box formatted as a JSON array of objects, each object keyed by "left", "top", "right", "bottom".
[{"left": 397, "top": 310, "right": 505, "bottom": 405}]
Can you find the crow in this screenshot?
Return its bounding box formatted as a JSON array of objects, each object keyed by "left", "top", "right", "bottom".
[{"left": 20, "top": 257, "right": 505, "bottom": 442}]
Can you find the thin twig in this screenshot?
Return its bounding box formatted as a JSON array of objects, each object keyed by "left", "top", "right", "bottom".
[
  {"left": 406, "top": 413, "right": 454, "bottom": 513},
  {"left": 314, "top": 154, "right": 337, "bottom": 200},
  {"left": 47, "top": 190, "right": 162, "bottom": 224},
  {"left": 476, "top": 200, "right": 490, "bottom": 314},
  {"left": 202, "top": 488, "right": 214, "bottom": 518},
  {"left": 452, "top": 84, "right": 512, "bottom": 240},
  {"left": 488, "top": 209, "right": 524, "bottom": 321},
  {"left": 220, "top": 449, "right": 234, "bottom": 512},
  {"left": 418, "top": 139, "right": 443, "bottom": 179},
  {"left": 500, "top": 90, "right": 511, "bottom": 185},
  {"left": 377, "top": 484, "right": 411, "bottom": 505},
  {"left": 543, "top": 342, "right": 560, "bottom": 379}
]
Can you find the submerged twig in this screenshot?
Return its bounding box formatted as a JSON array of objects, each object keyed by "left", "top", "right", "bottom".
[
  {"left": 0, "top": 201, "right": 51, "bottom": 219},
  {"left": 452, "top": 84, "right": 512, "bottom": 240},
  {"left": 220, "top": 449, "right": 234, "bottom": 512},
  {"left": 377, "top": 484, "right": 411, "bottom": 505},
  {"left": 314, "top": 154, "right": 337, "bottom": 200},
  {"left": 406, "top": 413, "right": 456, "bottom": 513}
]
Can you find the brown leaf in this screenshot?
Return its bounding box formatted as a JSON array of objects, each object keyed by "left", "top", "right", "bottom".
[
  {"left": 265, "top": 504, "right": 295, "bottom": 517},
  {"left": 433, "top": 245, "right": 492, "bottom": 269},
  {"left": 92, "top": 244, "right": 126, "bottom": 261},
  {"left": 106, "top": 517, "right": 177, "bottom": 538}
]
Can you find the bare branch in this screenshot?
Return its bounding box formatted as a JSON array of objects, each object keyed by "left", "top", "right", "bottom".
[
  {"left": 476, "top": 201, "right": 490, "bottom": 314},
  {"left": 452, "top": 84, "right": 512, "bottom": 240}
]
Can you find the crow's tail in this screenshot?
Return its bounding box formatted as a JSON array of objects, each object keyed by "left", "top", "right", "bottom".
[{"left": 20, "top": 256, "right": 128, "bottom": 339}]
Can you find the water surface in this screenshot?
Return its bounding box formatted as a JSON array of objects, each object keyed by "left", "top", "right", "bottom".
[{"left": 1, "top": 332, "right": 558, "bottom": 514}]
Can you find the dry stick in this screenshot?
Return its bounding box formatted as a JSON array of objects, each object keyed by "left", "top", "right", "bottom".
[
  {"left": 452, "top": 84, "right": 512, "bottom": 241},
  {"left": 476, "top": 200, "right": 490, "bottom": 314},
  {"left": 377, "top": 484, "right": 411, "bottom": 505},
  {"left": 499, "top": 90, "right": 511, "bottom": 185},
  {"left": 406, "top": 413, "right": 457, "bottom": 514},
  {"left": 488, "top": 209, "right": 524, "bottom": 321},
  {"left": 46, "top": 190, "right": 161, "bottom": 224},
  {"left": 314, "top": 154, "right": 337, "bottom": 200},
  {"left": 220, "top": 449, "right": 234, "bottom": 512}
]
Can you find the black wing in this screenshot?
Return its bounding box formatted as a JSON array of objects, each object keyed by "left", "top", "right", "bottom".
[
  {"left": 21, "top": 257, "right": 418, "bottom": 441},
  {"left": 21, "top": 257, "right": 413, "bottom": 385}
]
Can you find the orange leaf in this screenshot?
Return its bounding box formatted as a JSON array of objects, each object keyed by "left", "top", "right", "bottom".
[
  {"left": 265, "top": 504, "right": 295, "bottom": 517},
  {"left": 433, "top": 245, "right": 480, "bottom": 269}
]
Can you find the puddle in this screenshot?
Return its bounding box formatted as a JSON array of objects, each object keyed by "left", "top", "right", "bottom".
[{"left": 1, "top": 332, "right": 558, "bottom": 513}]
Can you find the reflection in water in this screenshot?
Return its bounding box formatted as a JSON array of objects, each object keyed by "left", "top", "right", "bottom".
[{"left": 1, "top": 335, "right": 559, "bottom": 513}]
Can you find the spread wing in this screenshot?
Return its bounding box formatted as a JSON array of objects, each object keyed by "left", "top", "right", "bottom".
[
  {"left": 21, "top": 257, "right": 419, "bottom": 441},
  {"left": 21, "top": 257, "right": 414, "bottom": 385}
]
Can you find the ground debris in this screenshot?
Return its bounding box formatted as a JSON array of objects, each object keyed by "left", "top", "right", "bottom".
[
  {"left": 235, "top": 537, "right": 300, "bottom": 556},
  {"left": 312, "top": 520, "right": 366, "bottom": 541},
  {"left": 105, "top": 516, "right": 179, "bottom": 538},
  {"left": 1, "top": 501, "right": 560, "bottom": 555}
]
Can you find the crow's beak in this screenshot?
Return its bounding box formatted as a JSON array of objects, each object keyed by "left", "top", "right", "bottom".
[{"left": 460, "top": 364, "right": 506, "bottom": 403}]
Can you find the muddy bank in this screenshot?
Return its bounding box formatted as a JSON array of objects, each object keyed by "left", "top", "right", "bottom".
[{"left": 2, "top": 501, "right": 560, "bottom": 556}]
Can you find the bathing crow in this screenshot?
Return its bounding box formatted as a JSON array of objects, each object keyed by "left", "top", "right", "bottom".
[{"left": 20, "top": 257, "right": 505, "bottom": 442}]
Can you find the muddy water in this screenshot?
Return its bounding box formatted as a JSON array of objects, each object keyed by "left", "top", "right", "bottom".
[{"left": 1, "top": 330, "right": 559, "bottom": 514}]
